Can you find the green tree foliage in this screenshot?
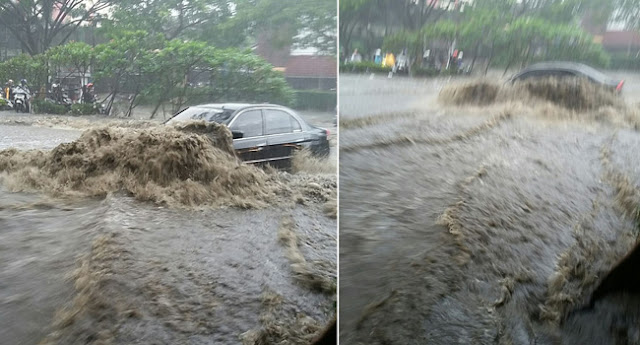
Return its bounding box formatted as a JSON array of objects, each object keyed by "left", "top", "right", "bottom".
[
  {"left": 0, "top": 37, "right": 293, "bottom": 117},
  {"left": 92, "top": 31, "right": 164, "bottom": 115},
  {"left": 208, "top": 48, "right": 294, "bottom": 105},
  {"left": 101, "top": 0, "right": 234, "bottom": 41},
  {"left": 0, "top": 54, "right": 49, "bottom": 91},
  {"left": 340, "top": 0, "right": 461, "bottom": 55},
  {"left": 0, "top": 0, "right": 113, "bottom": 55},
  {"left": 224, "top": 0, "right": 336, "bottom": 54},
  {"left": 102, "top": 0, "right": 336, "bottom": 54},
  {"left": 47, "top": 42, "right": 94, "bottom": 82},
  {"left": 376, "top": 1, "right": 611, "bottom": 76}
]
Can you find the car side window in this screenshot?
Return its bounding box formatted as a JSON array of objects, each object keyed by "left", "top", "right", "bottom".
[
  {"left": 230, "top": 110, "right": 263, "bottom": 138},
  {"left": 519, "top": 70, "right": 573, "bottom": 80},
  {"left": 290, "top": 115, "right": 302, "bottom": 131},
  {"left": 549, "top": 70, "right": 574, "bottom": 78},
  {"left": 518, "top": 71, "right": 536, "bottom": 80},
  {"left": 264, "top": 109, "right": 294, "bottom": 135}
]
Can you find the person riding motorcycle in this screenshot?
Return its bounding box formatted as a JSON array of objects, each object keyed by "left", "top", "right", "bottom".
[
  {"left": 83, "top": 83, "right": 96, "bottom": 104},
  {"left": 51, "top": 79, "right": 65, "bottom": 104},
  {"left": 11, "top": 79, "right": 31, "bottom": 112},
  {"left": 19, "top": 79, "right": 30, "bottom": 93}
]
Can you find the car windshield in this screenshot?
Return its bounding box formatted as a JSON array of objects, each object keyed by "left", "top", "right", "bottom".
[{"left": 166, "top": 107, "right": 232, "bottom": 125}]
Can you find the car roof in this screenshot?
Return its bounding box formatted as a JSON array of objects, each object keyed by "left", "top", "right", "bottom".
[
  {"left": 189, "top": 103, "right": 286, "bottom": 112},
  {"left": 513, "top": 61, "right": 615, "bottom": 84}
]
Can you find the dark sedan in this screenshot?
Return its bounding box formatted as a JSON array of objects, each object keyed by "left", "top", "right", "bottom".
[
  {"left": 509, "top": 61, "right": 624, "bottom": 94},
  {"left": 166, "top": 103, "right": 330, "bottom": 166}
]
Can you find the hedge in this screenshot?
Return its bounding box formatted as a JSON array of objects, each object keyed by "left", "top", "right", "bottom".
[
  {"left": 609, "top": 54, "right": 640, "bottom": 70},
  {"left": 71, "top": 103, "right": 100, "bottom": 115},
  {"left": 31, "top": 99, "right": 68, "bottom": 114},
  {"left": 412, "top": 67, "right": 440, "bottom": 77},
  {"left": 339, "top": 61, "right": 392, "bottom": 74},
  {"left": 294, "top": 90, "right": 336, "bottom": 112}
]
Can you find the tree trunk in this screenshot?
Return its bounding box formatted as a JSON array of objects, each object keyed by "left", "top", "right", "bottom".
[
  {"left": 470, "top": 42, "right": 481, "bottom": 74},
  {"left": 106, "top": 88, "right": 118, "bottom": 116},
  {"left": 105, "top": 73, "right": 122, "bottom": 116},
  {"left": 503, "top": 57, "right": 514, "bottom": 77},
  {"left": 484, "top": 44, "right": 495, "bottom": 76},
  {"left": 150, "top": 99, "right": 164, "bottom": 119},
  {"left": 126, "top": 92, "right": 138, "bottom": 118}
]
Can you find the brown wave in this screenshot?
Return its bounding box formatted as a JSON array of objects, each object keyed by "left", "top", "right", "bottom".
[{"left": 0, "top": 121, "right": 335, "bottom": 209}]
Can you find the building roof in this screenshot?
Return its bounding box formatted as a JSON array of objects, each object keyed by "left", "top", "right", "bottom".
[
  {"left": 602, "top": 31, "right": 640, "bottom": 49},
  {"left": 284, "top": 55, "right": 337, "bottom": 78}
]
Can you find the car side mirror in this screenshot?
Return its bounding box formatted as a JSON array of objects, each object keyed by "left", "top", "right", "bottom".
[{"left": 232, "top": 130, "right": 244, "bottom": 139}]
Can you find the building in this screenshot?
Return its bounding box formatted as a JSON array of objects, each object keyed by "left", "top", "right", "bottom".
[
  {"left": 601, "top": 31, "right": 640, "bottom": 56},
  {"left": 581, "top": 9, "right": 640, "bottom": 57},
  {"left": 253, "top": 34, "right": 336, "bottom": 91},
  {"left": 284, "top": 55, "right": 337, "bottom": 90}
]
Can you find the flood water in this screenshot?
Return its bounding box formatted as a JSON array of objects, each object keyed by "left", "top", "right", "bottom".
[
  {"left": 339, "top": 74, "right": 640, "bottom": 345},
  {"left": 0, "top": 113, "right": 337, "bottom": 345}
]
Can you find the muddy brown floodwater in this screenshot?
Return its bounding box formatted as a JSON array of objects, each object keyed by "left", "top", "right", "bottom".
[
  {"left": 339, "top": 74, "right": 640, "bottom": 345},
  {"left": 0, "top": 115, "right": 336, "bottom": 345}
]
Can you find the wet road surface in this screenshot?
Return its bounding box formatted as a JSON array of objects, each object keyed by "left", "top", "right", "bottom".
[{"left": 339, "top": 74, "right": 640, "bottom": 345}]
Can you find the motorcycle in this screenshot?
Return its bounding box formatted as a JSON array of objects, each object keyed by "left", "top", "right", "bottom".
[
  {"left": 47, "top": 83, "right": 73, "bottom": 108},
  {"left": 12, "top": 86, "right": 30, "bottom": 113},
  {"left": 84, "top": 91, "right": 107, "bottom": 115}
]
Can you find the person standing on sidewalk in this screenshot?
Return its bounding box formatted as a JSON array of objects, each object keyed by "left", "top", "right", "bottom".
[{"left": 350, "top": 49, "right": 362, "bottom": 63}]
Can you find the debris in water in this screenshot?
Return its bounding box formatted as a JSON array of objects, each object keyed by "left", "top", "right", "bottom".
[
  {"left": 241, "top": 290, "right": 327, "bottom": 345},
  {"left": 291, "top": 149, "right": 336, "bottom": 175},
  {"left": 278, "top": 215, "right": 336, "bottom": 294}
]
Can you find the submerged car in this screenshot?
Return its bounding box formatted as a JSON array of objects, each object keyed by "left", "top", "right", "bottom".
[
  {"left": 166, "top": 103, "right": 330, "bottom": 166},
  {"left": 509, "top": 61, "right": 625, "bottom": 94}
]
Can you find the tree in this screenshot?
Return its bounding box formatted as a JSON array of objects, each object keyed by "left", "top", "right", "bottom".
[
  {"left": 103, "top": 0, "right": 336, "bottom": 54},
  {"left": 143, "top": 42, "right": 295, "bottom": 118},
  {"left": 208, "top": 48, "right": 294, "bottom": 105},
  {"left": 0, "top": 0, "right": 113, "bottom": 55},
  {"left": 0, "top": 54, "right": 49, "bottom": 90},
  {"left": 339, "top": 0, "right": 373, "bottom": 55},
  {"left": 102, "top": 0, "right": 234, "bottom": 41},
  {"left": 92, "top": 31, "right": 164, "bottom": 115},
  {"left": 47, "top": 41, "right": 93, "bottom": 84},
  {"left": 222, "top": 0, "right": 336, "bottom": 54},
  {"left": 145, "top": 40, "right": 214, "bottom": 117}
]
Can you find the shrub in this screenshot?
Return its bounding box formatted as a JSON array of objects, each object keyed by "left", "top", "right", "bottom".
[
  {"left": 609, "top": 54, "right": 640, "bottom": 70},
  {"left": 32, "top": 99, "right": 68, "bottom": 114},
  {"left": 71, "top": 103, "right": 99, "bottom": 116},
  {"left": 294, "top": 90, "right": 336, "bottom": 112},
  {"left": 412, "top": 67, "right": 440, "bottom": 77},
  {"left": 340, "top": 61, "right": 392, "bottom": 74}
]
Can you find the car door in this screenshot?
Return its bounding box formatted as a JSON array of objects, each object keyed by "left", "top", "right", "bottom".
[
  {"left": 263, "top": 108, "right": 307, "bottom": 163},
  {"left": 228, "top": 109, "right": 267, "bottom": 163}
]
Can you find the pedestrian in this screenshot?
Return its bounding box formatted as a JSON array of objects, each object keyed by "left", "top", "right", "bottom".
[
  {"left": 5, "top": 79, "right": 14, "bottom": 100},
  {"left": 350, "top": 49, "right": 362, "bottom": 63},
  {"left": 383, "top": 52, "right": 395, "bottom": 68},
  {"left": 374, "top": 49, "right": 382, "bottom": 65},
  {"left": 383, "top": 52, "right": 396, "bottom": 78}
]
